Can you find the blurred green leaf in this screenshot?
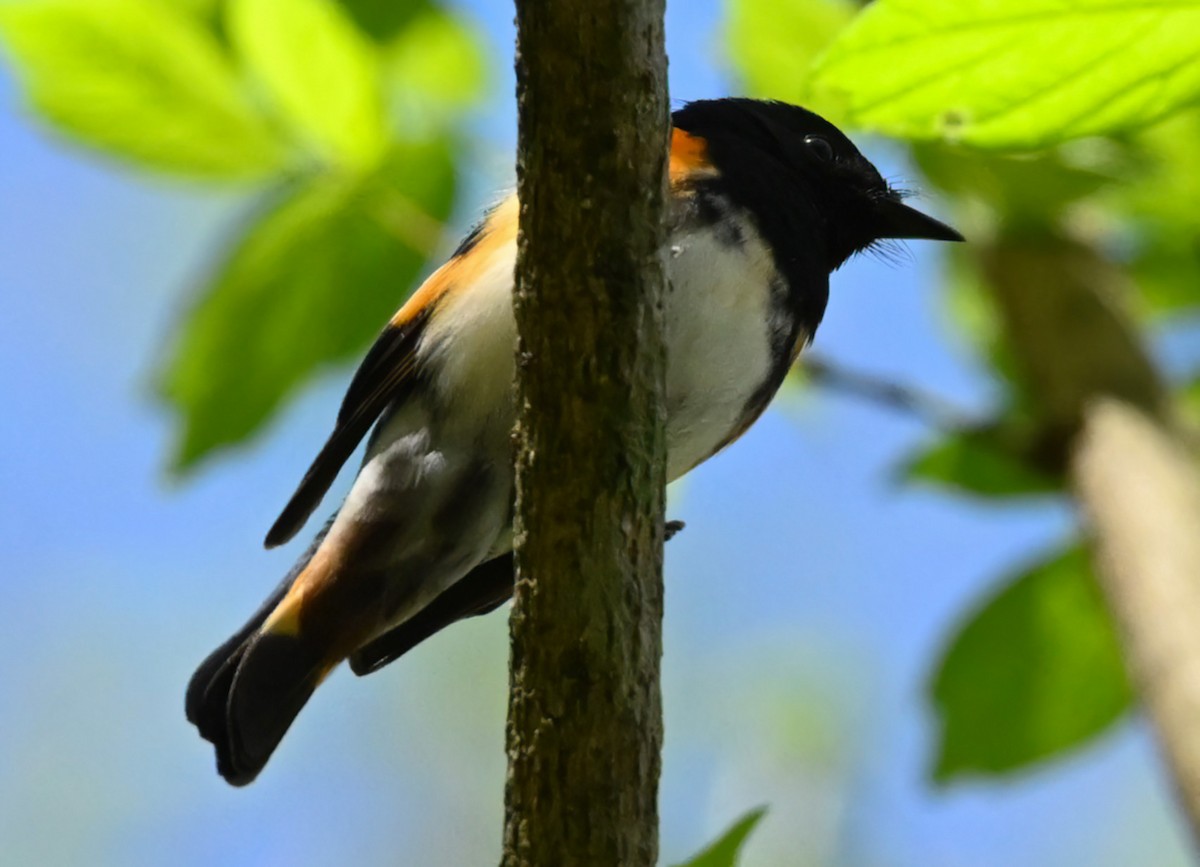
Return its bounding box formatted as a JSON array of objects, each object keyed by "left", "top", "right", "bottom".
[
  {"left": 914, "top": 142, "right": 1124, "bottom": 381},
  {"left": 930, "top": 545, "right": 1132, "bottom": 781},
  {"left": 386, "top": 7, "right": 486, "bottom": 131},
  {"left": 228, "top": 0, "right": 385, "bottom": 167},
  {"left": 335, "top": 0, "right": 430, "bottom": 42},
  {"left": 725, "top": 0, "right": 855, "bottom": 109},
  {"left": 1182, "top": 377, "right": 1200, "bottom": 426},
  {"left": 0, "top": 0, "right": 285, "bottom": 177},
  {"left": 913, "top": 143, "right": 1116, "bottom": 227},
  {"left": 1113, "top": 111, "right": 1200, "bottom": 315},
  {"left": 903, "top": 424, "right": 1062, "bottom": 499},
  {"left": 934, "top": 246, "right": 1007, "bottom": 361},
  {"left": 1131, "top": 239, "right": 1200, "bottom": 314},
  {"left": 156, "top": 0, "right": 221, "bottom": 14},
  {"left": 671, "top": 808, "right": 767, "bottom": 867},
  {"left": 160, "top": 140, "right": 455, "bottom": 470},
  {"left": 811, "top": 0, "right": 1200, "bottom": 149}
]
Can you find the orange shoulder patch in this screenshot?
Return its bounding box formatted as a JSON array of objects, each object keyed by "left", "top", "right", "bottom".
[{"left": 670, "top": 128, "right": 716, "bottom": 182}]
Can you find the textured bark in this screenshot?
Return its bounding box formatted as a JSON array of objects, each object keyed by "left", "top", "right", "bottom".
[
  {"left": 501, "top": 2, "right": 669, "bottom": 866},
  {"left": 982, "top": 236, "right": 1200, "bottom": 842}
]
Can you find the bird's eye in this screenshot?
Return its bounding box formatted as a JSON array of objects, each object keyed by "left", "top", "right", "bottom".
[{"left": 804, "top": 135, "right": 835, "bottom": 162}]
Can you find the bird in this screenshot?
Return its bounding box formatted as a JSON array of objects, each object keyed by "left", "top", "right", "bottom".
[{"left": 186, "top": 97, "right": 963, "bottom": 786}]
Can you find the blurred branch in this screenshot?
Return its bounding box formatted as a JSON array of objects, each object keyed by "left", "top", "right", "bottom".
[
  {"left": 981, "top": 235, "right": 1200, "bottom": 845},
  {"left": 799, "top": 354, "right": 976, "bottom": 430},
  {"left": 1075, "top": 399, "right": 1200, "bottom": 830},
  {"left": 366, "top": 191, "right": 446, "bottom": 256}
]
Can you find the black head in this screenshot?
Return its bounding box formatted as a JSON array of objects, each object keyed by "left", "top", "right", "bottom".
[{"left": 672, "top": 98, "right": 962, "bottom": 272}]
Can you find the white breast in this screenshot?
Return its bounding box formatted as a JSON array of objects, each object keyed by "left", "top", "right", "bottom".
[
  {"left": 420, "top": 241, "right": 520, "bottom": 443},
  {"left": 418, "top": 207, "right": 782, "bottom": 479},
  {"left": 662, "top": 220, "right": 779, "bottom": 479}
]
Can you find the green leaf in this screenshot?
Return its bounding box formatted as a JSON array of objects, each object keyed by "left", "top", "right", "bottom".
[
  {"left": 903, "top": 424, "right": 1063, "bottom": 499},
  {"left": 725, "top": 0, "right": 856, "bottom": 108},
  {"left": 1182, "top": 376, "right": 1200, "bottom": 427},
  {"left": 160, "top": 140, "right": 456, "bottom": 470},
  {"left": 1131, "top": 238, "right": 1200, "bottom": 314},
  {"left": 386, "top": 7, "right": 486, "bottom": 132},
  {"left": 930, "top": 545, "right": 1132, "bottom": 781},
  {"left": 155, "top": 0, "right": 221, "bottom": 14},
  {"left": 672, "top": 808, "right": 767, "bottom": 867},
  {"left": 913, "top": 143, "right": 1116, "bottom": 227},
  {"left": 1113, "top": 110, "right": 1200, "bottom": 315},
  {"left": 334, "top": 0, "right": 431, "bottom": 42},
  {"left": 0, "top": 0, "right": 285, "bottom": 177},
  {"left": 228, "top": 0, "right": 386, "bottom": 168},
  {"left": 810, "top": 0, "right": 1200, "bottom": 149}
]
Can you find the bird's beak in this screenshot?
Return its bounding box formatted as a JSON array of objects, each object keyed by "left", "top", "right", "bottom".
[{"left": 875, "top": 198, "right": 964, "bottom": 242}]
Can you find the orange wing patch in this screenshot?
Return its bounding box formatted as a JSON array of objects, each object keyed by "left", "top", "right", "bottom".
[
  {"left": 397, "top": 137, "right": 703, "bottom": 326},
  {"left": 391, "top": 195, "right": 519, "bottom": 327}
]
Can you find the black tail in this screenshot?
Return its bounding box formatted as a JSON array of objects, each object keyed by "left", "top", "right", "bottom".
[
  {"left": 187, "top": 628, "right": 327, "bottom": 785},
  {"left": 186, "top": 523, "right": 331, "bottom": 786}
]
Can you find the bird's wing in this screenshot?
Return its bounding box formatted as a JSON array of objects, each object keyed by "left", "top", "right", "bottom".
[
  {"left": 264, "top": 305, "right": 431, "bottom": 548},
  {"left": 264, "top": 195, "right": 520, "bottom": 548}
]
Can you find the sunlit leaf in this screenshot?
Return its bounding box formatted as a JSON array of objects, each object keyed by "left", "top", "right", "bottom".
[
  {"left": 725, "top": 0, "right": 855, "bottom": 109},
  {"left": 903, "top": 425, "right": 1062, "bottom": 498},
  {"left": 930, "top": 545, "right": 1132, "bottom": 781},
  {"left": 155, "top": 0, "right": 220, "bottom": 14},
  {"left": 811, "top": 0, "right": 1200, "bottom": 149},
  {"left": 228, "top": 0, "right": 386, "bottom": 167},
  {"left": 386, "top": 7, "right": 487, "bottom": 131},
  {"left": 160, "top": 140, "right": 455, "bottom": 470},
  {"left": 671, "top": 808, "right": 767, "bottom": 867},
  {"left": 0, "top": 0, "right": 285, "bottom": 177}
]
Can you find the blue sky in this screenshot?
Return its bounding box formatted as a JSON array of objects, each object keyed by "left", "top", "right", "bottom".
[{"left": 0, "top": 1, "right": 1191, "bottom": 864}]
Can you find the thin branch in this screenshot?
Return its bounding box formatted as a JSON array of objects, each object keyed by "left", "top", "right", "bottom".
[{"left": 798, "top": 354, "right": 977, "bottom": 430}]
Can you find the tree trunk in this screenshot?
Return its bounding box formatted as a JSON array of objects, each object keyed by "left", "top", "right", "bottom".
[{"left": 501, "top": 1, "right": 669, "bottom": 865}]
